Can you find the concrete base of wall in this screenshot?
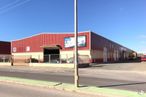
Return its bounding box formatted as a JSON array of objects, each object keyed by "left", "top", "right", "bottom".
[
  {"left": 0, "top": 62, "right": 89, "bottom": 68},
  {"left": 13, "top": 63, "right": 29, "bottom": 66},
  {"left": 0, "top": 63, "right": 11, "bottom": 66},
  {"left": 29, "top": 63, "right": 74, "bottom": 68}
]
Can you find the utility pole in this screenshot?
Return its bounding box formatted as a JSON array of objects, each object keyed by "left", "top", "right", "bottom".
[{"left": 74, "top": 0, "right": 79, "bottom": 87}]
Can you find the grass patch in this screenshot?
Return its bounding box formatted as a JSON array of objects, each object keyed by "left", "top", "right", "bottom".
[{"left": 0, "top": 76, "right": 146, "bottom": 97}]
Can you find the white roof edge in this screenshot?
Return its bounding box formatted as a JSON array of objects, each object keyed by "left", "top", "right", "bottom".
[{"left": 11, "top": 31, "right": 91, "bottom": 42}]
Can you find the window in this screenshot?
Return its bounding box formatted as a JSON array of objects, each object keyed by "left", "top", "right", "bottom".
[
  {"left": 26, "top": 46, "right": 30, "bottom": 52},
  {"left": 13, "top": 47, "right": 17, "bottom": 52}
]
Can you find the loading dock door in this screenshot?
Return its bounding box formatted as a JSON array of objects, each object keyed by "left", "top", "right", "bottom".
[
  {"left": 44, "top": 48, "right": 60, "bottom": 63},
  {"left": 103, "top": 47, "right": 108, "bottom": 62}
]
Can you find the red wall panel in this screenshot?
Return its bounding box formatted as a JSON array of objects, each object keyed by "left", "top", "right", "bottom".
[
  {"left": 0, "top": 41, "right": 11, "bottom": 54},
  {"left": 12, "top": 32, "right": 90, "bottom": 53},
  {"left": 91, "top": 32, "right": 121, "bottom": 51}
]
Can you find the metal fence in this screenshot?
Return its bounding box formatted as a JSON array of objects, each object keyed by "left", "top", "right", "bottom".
[
  {"left": 0, "top": 54, "right": 90, "bottom": 64},
  {"left": 33, "top": 54, "right": 75, "bottom": 63},
  {"left": 0, "top": 55, "right": 11, "bottom": 62},
  {"left": 42, "top": 54, "right": 90, "bottom": 64}
]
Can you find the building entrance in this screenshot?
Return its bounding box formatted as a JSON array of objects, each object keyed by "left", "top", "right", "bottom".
[
  {"left": 103, "top": 47, "right": 108, "bottom": 62},
  {"left": 43, "top": 48, "right": 60, "bottom": 63}
]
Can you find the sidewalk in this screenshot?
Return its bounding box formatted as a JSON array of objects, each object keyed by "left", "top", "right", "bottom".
[{"left": 0, "top": 76, "right": 145, "bottom": 97}]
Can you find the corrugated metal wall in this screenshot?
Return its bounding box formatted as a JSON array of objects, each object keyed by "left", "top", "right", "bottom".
[
  {"left": 91, "top": 32, "right": 132, "bottom": 63},
  {"left": 0, "top": 41, "right": 11, "bottom": 54},
  {"left": 91, "top": 32, "right": 120, "bottom": 50},
  {"left": 12, "top": 32, "right": 90, "bottom": 53}
]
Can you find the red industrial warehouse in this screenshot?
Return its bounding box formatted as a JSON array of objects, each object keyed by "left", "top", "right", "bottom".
[{"left": 11, "top": 31, "right": 135, "bottom": 64}]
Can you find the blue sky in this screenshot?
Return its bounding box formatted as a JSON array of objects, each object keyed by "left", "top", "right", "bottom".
[{"left": 0, "top": 0, "right": 146, "bottom": 53}]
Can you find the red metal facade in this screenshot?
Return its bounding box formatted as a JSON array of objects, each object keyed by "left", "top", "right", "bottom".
[
  {"left": 91, "top": 32, "right": 121, "bottom": 50},
  {"left": 91, "top": 32, "right": 133, "bottom": 63},
  {"left": 0, "top": 41, "right": 11, "bottom": 54},
  {"left": 12, "top": 32, "right": 90, "bottom": 53}
]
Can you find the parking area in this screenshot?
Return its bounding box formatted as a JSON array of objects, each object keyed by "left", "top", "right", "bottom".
[
  {"left": 0, "top": 62, "right": 146, "bottom": 72},
  {"left": 90, "top": 62, "right": 146, "bottom": 71},
  {"left": 0, "top": 62, "right": 146, "bottom": 83}
]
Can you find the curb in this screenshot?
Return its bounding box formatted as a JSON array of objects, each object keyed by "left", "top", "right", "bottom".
[
  {"left": 0, "top": 76, "right": 146, "bottom": 97},
  {"left": 0, "top": 80, "right": 118, "bottom": 97}
]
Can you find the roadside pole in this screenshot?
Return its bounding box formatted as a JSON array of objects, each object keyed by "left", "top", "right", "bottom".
[{"left": 74, "top": 0, "right": 79, "bottom": 87}]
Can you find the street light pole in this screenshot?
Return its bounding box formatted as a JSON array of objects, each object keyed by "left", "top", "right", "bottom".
[{"left": 74, "top": 0, "right": 79, "bottom": 87}]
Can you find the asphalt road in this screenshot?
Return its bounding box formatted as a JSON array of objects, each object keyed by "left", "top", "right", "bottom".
[
  {"left": 0, "top": 82, "right": 96, "bottom": 97},
  {"left": 0, "top": 69, "right": 146, "bottom": 92}
]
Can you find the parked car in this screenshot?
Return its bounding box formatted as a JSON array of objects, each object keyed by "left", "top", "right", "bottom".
[
  {"left": 141, "top": 55, "right": 146, "bottom": 61},
  {"left": 66, "top": 55, "right": 90, "bottom": 68}
]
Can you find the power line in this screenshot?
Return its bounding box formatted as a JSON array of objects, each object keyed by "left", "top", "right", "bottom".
[{"left": 0, "top": 0, "right": 31, "bottom": 14}]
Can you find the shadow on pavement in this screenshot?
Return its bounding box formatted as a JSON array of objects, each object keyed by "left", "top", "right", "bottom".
[{"left": 98, "top": 82, "right": 146, "bottom": 88}]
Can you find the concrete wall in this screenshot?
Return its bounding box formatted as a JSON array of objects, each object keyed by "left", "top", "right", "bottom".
[
  {"left": 12, "top": 52, "right": 43, "bottom": 61},
  {"left": 0, "top": 63, "right": 11, "bottom": 66},
  {"left": 12, "top": 50, "right": 91, "bottom": 59},
  {"left": 60, "top": 50, "right": 91, "bottom": 59},
  {"left": 29, "top": 63, "right": 74, "bottom": 68},
  {"left": 0, "top": 62, "right": 74, "bottom": 68},
  {"left": 12, "top": 50, "right": 91, "bottom": 63}
]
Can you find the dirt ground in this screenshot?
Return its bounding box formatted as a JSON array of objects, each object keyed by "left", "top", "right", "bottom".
[{"left": 90, "top": 62, "right": 146, "bottom": 71}]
